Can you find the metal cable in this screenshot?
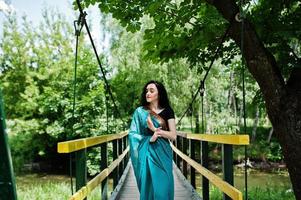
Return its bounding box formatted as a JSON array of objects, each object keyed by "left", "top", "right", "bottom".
[
  {"left": 177, "top": 21, "right": 233, "bottom": 125},
  {"left": 75, "top": 0, "right": 125, "bottom": 126},
  {"left": 68, "top": 17, "right": 83, "bottom": 195},
  {"left": 239, "top": 1, "right": 249, "bottom": 199}
]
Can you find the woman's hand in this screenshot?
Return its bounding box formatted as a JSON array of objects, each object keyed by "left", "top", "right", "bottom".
[
  {"left": 150, "top": 128, "right": 162, "bottom": 142},
  {"left": 147, "top": 115, "right": 156, "bottom": 132}
]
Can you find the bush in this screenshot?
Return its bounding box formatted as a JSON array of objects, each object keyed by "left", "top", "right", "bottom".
[
  {"left": 209, "top": 185, "right": 294, "bottom": 200},
  {"left": 7, "top": 119, "right": 42, "bottom": 173}
]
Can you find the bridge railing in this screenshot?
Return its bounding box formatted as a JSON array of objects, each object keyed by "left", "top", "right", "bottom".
[
  {"left": 173, "top": 132, "right": 249, "bottom": 200},
  {"left": 57, "top": 131, "right": 129, "bottom": 200}
]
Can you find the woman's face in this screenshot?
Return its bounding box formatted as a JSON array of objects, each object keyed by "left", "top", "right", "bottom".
[{"left": 146, "top": 83, "right": 159, "bottom": 103}]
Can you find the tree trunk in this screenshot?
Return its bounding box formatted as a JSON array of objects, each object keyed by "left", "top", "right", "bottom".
[
  {"left": 238, "top": 99, "right": 243, "bottom": 130},
  {"left": 267, "top": 127, "right": 273, "bottom": 143},
  {"left": 251, "top": 105, "right": 259, "bottom": 142},
  {"left": 206, "top": 0, "right": 301, "bottom": 198},
  {"left": 232, "top": 93, "right": 237, "bottom": 125},
  {"left": 227, "top": 71, "right": 233, "bottom": 109}
]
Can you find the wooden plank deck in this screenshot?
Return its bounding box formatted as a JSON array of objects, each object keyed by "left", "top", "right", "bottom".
[{"left": 110, "top": 160, "right": 201, "bottom": 200}]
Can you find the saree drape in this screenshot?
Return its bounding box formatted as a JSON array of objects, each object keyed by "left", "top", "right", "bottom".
[{"left": 128, "top": 106, "right": 174, "bottom": 200}]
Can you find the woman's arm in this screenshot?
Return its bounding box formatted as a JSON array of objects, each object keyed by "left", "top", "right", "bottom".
[{"left": 150, "top": 118, "right": 177, "bottom": 142}]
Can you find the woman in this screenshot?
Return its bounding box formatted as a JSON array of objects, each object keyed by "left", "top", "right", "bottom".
[{"left": 128, "top": 80, "right": 176, "bottom": 200}]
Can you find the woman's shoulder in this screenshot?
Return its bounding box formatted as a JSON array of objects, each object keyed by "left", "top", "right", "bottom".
[
  {"left": 162, "top": 105, "right": 175, "bottom": 119},
  {"left": 135, "top": 106, "right": 145, "bottom": 112},
  {"left": 164, "top": 105, "right": 174, "bottom": 113},
  {"left": 133, "top": 106, "right": 148, "bottom": 114}
]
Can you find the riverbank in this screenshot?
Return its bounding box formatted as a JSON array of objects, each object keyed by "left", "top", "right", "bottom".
[{"left": 15, "top": 167, "right": 294, "bottom": 200}]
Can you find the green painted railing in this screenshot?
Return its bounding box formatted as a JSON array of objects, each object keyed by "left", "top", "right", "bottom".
[
  {"left": 57, "top": 132, "right": 129, "bottom": 200},
  {"left": 173, "top": 132, "right": 249, "bottom": 200}
]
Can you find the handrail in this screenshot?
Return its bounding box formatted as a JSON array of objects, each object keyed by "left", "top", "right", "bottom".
[
  {"left": 177, "top": 132, "right": 249, "bottom": 145},
  {"left": 69, "top": 146, "right": 129, "bottom": 200},
  {"left": 58, "top": 131, "right": 128, "bottom": 153},
  {"left": 171, "top": 143, "right": 242, "bottom": 200},
  {"left": 174, "top": 132, "right": 250, "bottom": 200},
  {"left": 57, "top": 131, "right": 129, "bottom": 200}
]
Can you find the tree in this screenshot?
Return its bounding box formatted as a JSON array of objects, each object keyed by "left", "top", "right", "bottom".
[
  {"left": 79, "top": 0, "right": 301, "bottom": 198},
  {"left": 0, "top": 7, "right": 111, "bottom": 171},
  {"left": 109, "top": 16, "right": 202, "bottom": 118}
]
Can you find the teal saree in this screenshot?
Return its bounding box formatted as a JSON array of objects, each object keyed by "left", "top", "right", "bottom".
[{"left": 128, "top": 106, "right": 174, "bottom": 200}]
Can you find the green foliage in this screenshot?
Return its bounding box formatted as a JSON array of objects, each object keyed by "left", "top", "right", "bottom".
[
  {"left": 250, "top": 1, "right": 301, "bottom": 77},
  {"left": 1, "top": 0, "right": 293, "bottom": 181},
  {"left": 16, "top": 174, "right": 72, "bottom": 200},
  {"left": 16, "top": 173, "right": 293, "bottom": 200},
  {"left": 247, "top": 186, "right": 294, "bottom": 200},
  {"left": 109, "top": 20, "right": 202, "bottom": 117},
  {"left": 81, "top": 0, "right": 300, "bottom": 74},
  {"left": 107, "top": 10, "right": 268, "bottom": 138},
  {"left": 266, "top": 141, "right": 283, "bottom": 162},
  {"left": 7, "top": 119, "right": 41, "bottom": 172},
  {"left": 0, "top": 8, "right": 123, "bottom": 174},
  {"left": 209, "top": 185, "right": 294, "bottom": 200},
  {"left": 87, "top": 147, "right": 101, "bottom": 176}
]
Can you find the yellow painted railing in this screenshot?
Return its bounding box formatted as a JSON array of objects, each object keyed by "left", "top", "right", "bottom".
[
  {"left": 57, "top": 131, "right": 129, "bottom": 200},
  {"left": 177, "top": 132, "right": 249, "bottom": 145},
  {"left": 174, "top": 132, "right": 249, "bottom": 200},
  {"left": 58, "top": 131, "right": 128, "bottom": 153},
  {"left": 69, "top": 146, "right": 129, "bottom": 200}
]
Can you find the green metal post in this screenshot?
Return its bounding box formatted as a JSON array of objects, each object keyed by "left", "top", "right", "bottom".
[
  {"left": 201, "top": 141, "right": 209, "bottom": 200},
  {"left": 112, "top": 140, "right": 118, "bottom": 188},
  {"left": 176, "top": 137, "right": 182, "bottom": 169},
  {"left": 182, "top": 137, "right": 188, "bottom": 178},
  {"left": 118, "top": 138, "right": 123, "bottom": 178},
  {"left": 175, "top": 136, "right": 178, "bottom": 166},
  {"left": 0, "top": 90, "right": 17, "bottom": 200},
  {"left": 173, "top": 140, "right": 176, "bottom": 163},
  {"left": 190, "top": 139, "right": 196, "bottom": 188},
  {"left": 222, "top": 144, "right": 233, "bottom": 200},
  {"left": 101, "top": 142, "right": 108, "bottom": 200},
  {"left": 75, "top": 149, "right": 87, "bottom": 198},
  {"left": 123, "top": 136, "right": 127, "bottom": 169}
]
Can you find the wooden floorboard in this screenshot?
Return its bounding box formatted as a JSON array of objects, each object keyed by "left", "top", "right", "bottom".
[{"left": 113, "top": 161, "right": 201, "bottom": 200}]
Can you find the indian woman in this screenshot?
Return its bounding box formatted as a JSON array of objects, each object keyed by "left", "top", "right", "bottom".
[{"left": 128, "top": 80, "right": 176, "bottom": 200}]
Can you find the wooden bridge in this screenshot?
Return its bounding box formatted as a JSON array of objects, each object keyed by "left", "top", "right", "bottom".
[
  {"left": 57, "top": 132, "right": 249, "bottom": 200},
  {"left": 109, "top": 160, "right": 201, "bottom": 200}
]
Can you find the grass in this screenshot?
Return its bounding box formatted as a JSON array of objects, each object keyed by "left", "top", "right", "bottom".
[
  {"left": 16, "top": 174, "right": 71, "bottom": 200},
  {"left": 208, "top": 185, "right": 295, "bottom": 200},
  {"left": 16, "top": 173, "right": 295, "bottom": 200},
  {"left": 16, "top": 173, "right": 112, "bottom": 200}
]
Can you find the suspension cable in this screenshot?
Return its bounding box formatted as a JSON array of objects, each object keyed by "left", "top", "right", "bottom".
[
  {"left": 200, "top": 86, "right": 205, "bottom": 134},
  {"left": 177, "top": 21, "right": 233, "bottom": 125},
  {"left": 69, "top": 13, "right": 85, "bottom": 195},
  {"left": 75, "top": 0, "right": 125, "bottom": 126},
  {"left": 238, "top": 1, "right": 250, "bottom": 199}
]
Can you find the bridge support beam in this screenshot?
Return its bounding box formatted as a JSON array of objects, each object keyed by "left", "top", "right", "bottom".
[
  {"left": 222, "top": 144, "right": 233, "bottom": 200},
  {"left": 101, "top": 142, "right": 108, "bottom": 200},
  {"left": 176, "top": 136, "right": 182, "bottom": 169},
  {"left": 112, "top": 140, "right": 118, "bottom": 188},
  {"left": 0, "top": 90, "right": 17, "bottom": 200},
  {"left": 118, "top": 138, "right": 123, "bottom": 178},
  {"left": 190, "top": 139, "right": 196, "bottom": 188},
  {"left": 201, "top": 141, "right": 209, "bottom": 200},
  {"left": 75, "top": 148, "right": 87, "bottom": 200},
  {"left": 182, "top": 138, "right": 188, "bottom": 178}
]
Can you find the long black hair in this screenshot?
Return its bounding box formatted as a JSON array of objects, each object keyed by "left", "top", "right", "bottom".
[{"left": 140, "top": 80, "right": 170, "bottom": 109}]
